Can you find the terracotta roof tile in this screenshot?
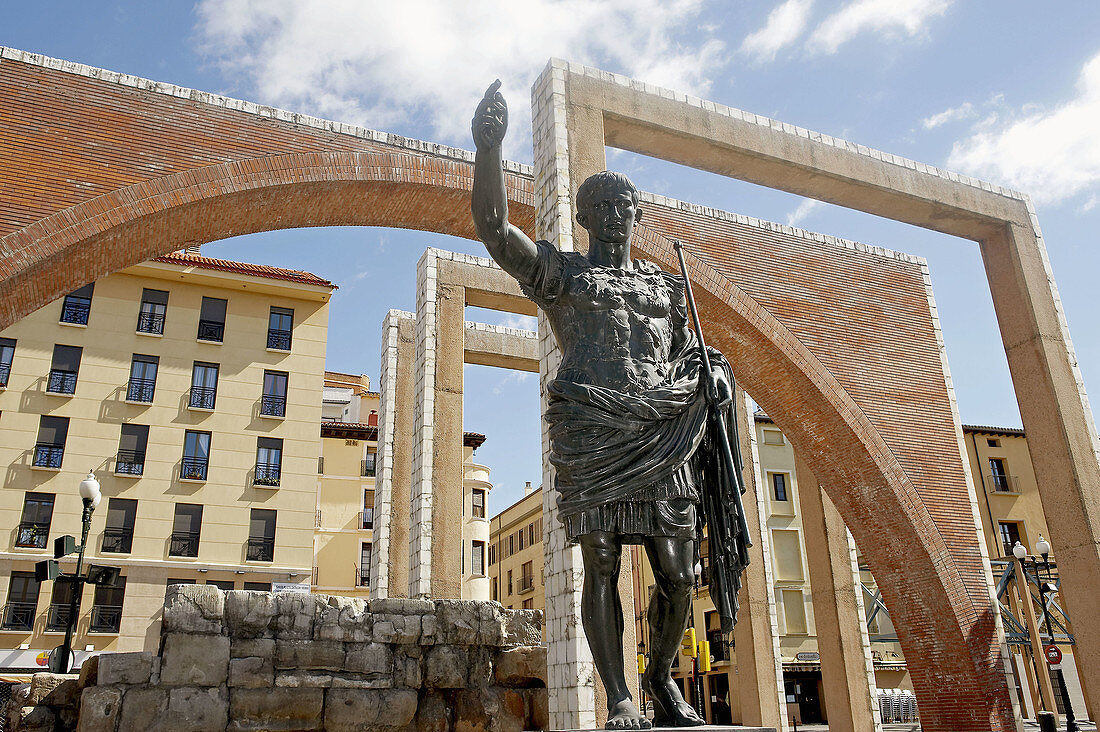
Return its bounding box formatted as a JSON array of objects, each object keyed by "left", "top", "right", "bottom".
[{"left": 153, "top": 251, "right": 335, "bottom": 288}]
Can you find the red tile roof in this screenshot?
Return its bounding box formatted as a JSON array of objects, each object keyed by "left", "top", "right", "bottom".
[{"left": 153, "top": 251, "right": 335, "bottom": 289}]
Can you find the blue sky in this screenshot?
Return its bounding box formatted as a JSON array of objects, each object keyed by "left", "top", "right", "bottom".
[{"left": 6, "top": 1, "right": 1100, "bottom": 514}]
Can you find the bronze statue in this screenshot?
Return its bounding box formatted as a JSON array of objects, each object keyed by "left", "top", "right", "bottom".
[{"left": 472, "top": 81, "right": 750, "bottom": 729}]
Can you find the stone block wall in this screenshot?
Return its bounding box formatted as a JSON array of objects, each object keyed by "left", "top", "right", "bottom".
[{"left": 40, "top": 586, "right": 547, "bottom": 732}]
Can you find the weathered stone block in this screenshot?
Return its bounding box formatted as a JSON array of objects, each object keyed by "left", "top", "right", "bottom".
[
  {"left": 435, "top": 600, "right": 481, "bottom": 645},
  {"left": 76, "top": 686, "right": 122, "bottom": 732},
  {"left": 314, "top": 595, "right": 372, "bottom": 642},
  {"left": 228, "top": 687, "right": 323, "bottom": 731},
  {"left": 455, "top": 688, "right": 526, "bottom": 732},
  {"left": 229, "top": 656, "right": 274, "bottom": 688},
  {"left": 425, "top": 645, "right": 467, "bottom": 689},
  {"left": 168, "top": 687, "right": 229, "bottom": 731},
  {"left": 272, "top": 591, "right": 316, "bottom": 640},
  {"left": 231, "top": 637, "right": 275, "bottom": 660},
  {"left": 494, "top": 646, "right": 546, "bottom": 687},
  {"left": 394, "top": 647, "right": 423, "bottom": 688},
  {"left": 420, "top": 613, "right": 439, "bottom": 644},
  {"left": 274, "top": 639, "right": 344, "bottom": 671},
  {"left": 118, "top": 688, "right": 168, "bottom": 731},
  {"left": 329, "top": 673, "right": 392, "bottom": 689},
  {"left": 525, "top": 688, "right": 549, "bottom": 731},
  {"left": 98, "top": 651, "right": 153, "bottom": 685},
  {"left": 502, "top": 609, "right": 542, "bottom": 647},
  {"left": 467, "top": 647, "right": 494, "bottom": 688},
  {"left": 160, "top": 633, "right": 230, "bottom": 687},
  {"left": 369, "top": 597, "right": 434, "bottom": 615},
  {"left": 163, "top": 584, "right": 224, "bottom": 635},
  {"left": 17, "top": 705, "right": 55, "bottom": 732},
  {"left": 324, "top": 689, "right": 418, "bottom": 730},
  {"left": 274, "top": 670, "right": 333, "bottom": 687},
  {"left": 225, "top": 590, "right": 278, "bottom": 638},
  {"left": 27, "top": 673, "right": 71, "bottom": 705},
  {"left": 416, "top": 692, "right": 453, "bottom": 732},
  {"left": 344, "top": 642, "right": 392, "bottom": 675},
  {"left": 77, "top": 655, "right": 99, "bottom": 689}
]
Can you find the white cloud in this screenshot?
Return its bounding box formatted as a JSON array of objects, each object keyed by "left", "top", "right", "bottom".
[
  {"left": 785, "top": 198, "right": 822, "bottom": 227},
  {"left": 807, "top": 0, "right": 949, "bottom": 55},
  {"left": 498, "top": 313, "right": 538, "bottom": 331},
  {"left": 195, "top": 0, "right": 726, "bottom": 159},
  {"left": 946, "top": 51, "right": 1100, "bottom": 205},
  {"left": 739, "top": 0, "right": 814, "bottom": 63},
  {"left": 921, "top": 102, "right": 975, "bottom": 129}
]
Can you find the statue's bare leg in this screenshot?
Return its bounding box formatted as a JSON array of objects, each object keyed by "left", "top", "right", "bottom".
[
  {"left": 580, "top": 531, "right": 651, "bottom": 730},
  {"left": 642, "top": 536, "right": 704, "bottom": 727}
]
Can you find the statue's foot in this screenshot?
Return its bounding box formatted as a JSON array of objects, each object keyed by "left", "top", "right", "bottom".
[
  {"left": 605, "top": 698, "right": 652, "bottom": 730},
  {"left": 642, "top": 674, "right": 704, "bottom": 727}
]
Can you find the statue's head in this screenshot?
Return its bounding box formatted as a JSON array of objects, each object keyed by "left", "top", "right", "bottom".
[{"left": 576, "top": 171, "right": 641, "bottom": 246}]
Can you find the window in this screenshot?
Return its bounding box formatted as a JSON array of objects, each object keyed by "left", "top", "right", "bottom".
[
  {"left": 999, "top": 522, "right": 1022, "bottom": 558},
  {"left": 89, "top": 575, "right": 125, "bottom": 633},
  {"left": 782, "top": 589, "right": 808, "bottom": 634},
  {"left": 361, "top": 449, "right": 376, "bottom": 477},
  {"left": 16, "top": 493, "right": 55, "bottom": 548},
  {"left": 489, "top": 544, "right": 496, "bottom": 566},
  {"left": 116, "top": 424, "right": 149, "bottom": 476},
  {"left": 362, "top": 489, "right": 374, "bottom": 530},
  {"left": 189, "top": 362, "right": 219, "bottom": 409},
  {"left": 507, "top": 534, "right": 514, "bottom": 557},
  {"left": 507, "top": 570, "right": 513, "bottom": 596},
  {"left": 166, "top": 578, "right": 196, "bottom": 587},
  {"left": 3, "top": 572, "right": 40, "bottom": 630},
  {"left": 207, "top": 580, "right": 235, "bottom": 591},
  {"left": 519, "top": 560, "right": 534, "bottom": 593},
  {"left": 527, "top": 524, "right": 535, "bottom": 546},
  {"left": 472, "top": 489, "right": 486, "bottom": 518},
  {"left": 244, "top": 582, "right": 272, "bottom": 592},
  {"left": 101, "top": 498, "right": 137, "bottom": 554},
  {"left": 197, "top": 297, "right": 227, "bottom": 342},
  {"left": 0, "top": 337, "right": 14, "bottom": 388},
  {"left": 181, "top": 431, "right": 211, "bottom": 481},
  {"left": 33, "top": 416, "right": 69, "bottom": 469},
  {"left": 522, "top": 599, "right": 534, "bottom": 610},
  {"left": 762, "top": 428, "right": 784, "bottom": 445},
  {"left": 47, "top": 344, "right": 82, "bottom": 394},
  {"left": 254, "top": 437, "right": 283, "bottom": 487},
  {"left": 46, "top": 580, "right": 73, "bottom": 632},
  {"left": 267, "top": 307, "right": 294, "bottom": 350},
  {"left": 317, "top": 456, "right": 324, "bottom": 474},
  {"left": 771, "top": 473, "right": 788, "bottom": 502},
  {"left": 60, "top": 283, "right": 94, "bottom": 325},
  {"left": 127, "top": 354, "right": 159, "bottom": 402},
  {"left": 988, "top": 457, "right": 1012, "bottom": 492},
  {"left": 247, "top": 509, "right": 277, "bottom": 562},
  {"left": 169, "top": 504, "right": 203, "bottom": 557},
  {"left": 491, "top": 577, "right": 499, "bottom": 601},
  {"left": 518, "top": 529, "right": 526, "bottom": 551},
  {"left": 472, "top": 541, "right": 485, "bottom": 576},
  {"left": 137, "top": 288, "right": 168, "bottom": 334},
  {"left": 359, "top": 543, "right": 372, "bottom": 586},
  {"left": 987, "top": 438, "right": 1000, "bottom": 448},
  {"left": 261, "top": 371, "right": 288, "bottom": 417}
]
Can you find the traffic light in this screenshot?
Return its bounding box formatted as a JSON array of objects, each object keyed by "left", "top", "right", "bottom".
[
  {"left": 697, "top": 641, "right": 711, "bottom": 672},
  {"left": 637, "top": 653, "right": 646, "bottom": 674},
  {"left": 54, "top": 535, "right": 77, "bottom": 559},
  {"left": 681, "top": 628, "right": 697, "bottom": 657},
  {"left": 35, "top": 560, "right": 59, "bottom": 583}
]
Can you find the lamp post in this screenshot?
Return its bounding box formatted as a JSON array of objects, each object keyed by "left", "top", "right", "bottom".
[
  {"left": 47, "top": 471, "right": 100, "bottom": 673},
  {"left": 1036, "top": 536, "right": 1078, "bottom": 732}
]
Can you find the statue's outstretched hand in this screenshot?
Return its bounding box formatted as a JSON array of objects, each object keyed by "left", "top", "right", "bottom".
[{"left": 472, "top": 79, "right": 508, "bottom": 151}]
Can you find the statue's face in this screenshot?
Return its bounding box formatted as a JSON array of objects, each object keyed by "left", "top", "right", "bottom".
[{"left": 577, "top": 190, "right": 639, "bottom": 245}]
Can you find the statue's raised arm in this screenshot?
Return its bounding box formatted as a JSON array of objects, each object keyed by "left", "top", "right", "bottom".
[{"left": 471, "top": 81, "right": 540, "bottom": 287}]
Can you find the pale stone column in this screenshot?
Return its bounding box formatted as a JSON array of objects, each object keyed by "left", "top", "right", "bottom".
[{"left": 795, "top": 454, "right": 881, "bottom": 732}]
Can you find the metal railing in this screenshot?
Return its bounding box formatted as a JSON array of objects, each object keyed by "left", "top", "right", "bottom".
[
  {"left": 126, "top": 377, "right": 156, "bottom": 402},
  {"left": 518, "top": 575, "right": 535, "bottom": 593},
  {"left": 101, "top": 527, "right": 134, "bottom": 554},
  {"left": 196, "top": 319, "right": 224, "bottom": 342},
  {"left": 267, "top": 328, "right": 292, "bottom": 350},
  {"left": 1, "top": 602, "right": 36, "bottom": 631},
  {"left": 46, "top": 603, "right": 71, "bottom": 632},
  {"left": 89, "top": 605, "right": 123, "bottom": 633},
  {"left": 15, "top": 521, "right": 50, "bottom": 549},
  {"left": 355, "top": 564, "right": 370, "bottom": 587},
  {"left": 169, "top": 530, "right": 201, "bottom": 557},
  {"left": 254, "top": 462, "right": 281, "bottom": 487},
  {"left": 361, "top": 510, "right": 374, "bottom": 530},
  {"left": 0, "top": 361, "right": 9, "bottom": 388},
  {"left": 47, "top": 369, "right": 78, "bottom": 394},
  {"left": 115, "top": 449, "right": 145, "bottom": 476},
  {"left": 189, "top": 386, "right": 217, "bottom": 410},
  {"left": 33, "top": 443, "right": 65, "bottom": 469},
  {"left": 180, "top": 457, "right": 208, "bottom": 481},
  {"left": 137, "top": 310, "right": 165, "bottom": 334},
  {"left": 60, "top": 299, "right": 91, "bottom": 325},
  {"left": 708, "top": 637, "right": 731, "bottom": 662},
  {"left": 986, "top": 473, "right": 1019, "bottom": 493},
  {"left": 361, "top": 458, "right": 376, "bottom": 477},
  {"left": 260, "top": 394, "right": 286, "bottom": 417},
  {"left": 246, "top": 537, "right": 275, "bottom": 562}
]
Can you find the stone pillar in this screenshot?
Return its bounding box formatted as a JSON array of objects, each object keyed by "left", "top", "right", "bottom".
[
  {"left": 733, "top": 390, "right": 787, "bottom": 731},
  {"left": 795, "top": 455, "right": 881, "bottom": 732}
]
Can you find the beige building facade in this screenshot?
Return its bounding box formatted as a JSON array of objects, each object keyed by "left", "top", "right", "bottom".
[{"left": 488, "top": 483, "right": 544, "bottom": 612}]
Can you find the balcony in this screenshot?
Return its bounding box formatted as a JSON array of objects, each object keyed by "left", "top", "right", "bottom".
[
  {"left": 197, "top": 319, "right": 224, "bottom": 343},
  {"left": 246, "top": 537, "right": 275, "bottom": 562},
  {"left": 60, "top": 298, "right": 91, "bottom": 325},
  {"left": 45, "top": 603, "right": 71, "bottom": 632},
  {"left": 115, "top": 449, "right": 146, "bottom": 477},
  {"left": 89, "top": 605, "right": 123, "bottom": 633},
  {"left": 136, "top": 311, "right": 165, "bottom": 335},
  {"left": 126, "top": 377, "right": 156, "bottom": 403},
  {"left": 180, "top": 457, "right": 208, "bottom": 482},
  {"left": 361, "top": 458, "right": 376, "bottom": 477},
  {"left": 361, "top": 510, "right": 374, "bottom": 530},
  {"left": 260, "top": 394, "right": 286, "bottom": 418},
  {"left": 189, "top": 386, "right": 217, "bottom": 410},
  {"left": 254, "top": 462, "right": 281, "bottom": 487},
  {"left": 46, "top": 369, "right": 78, "bottom": 395},
  {"left": 169, "top": 530, "right": 200, "bottom": 558},
  {"left": 518, "top": 575, "right": 535, "bottom": 594},
  {"left": 267, "top": 328, "right": 292, "bottom": 351},
  {"left": 15, "top": 521, "right": 50, "bottom": 549},
  {"left": 33, "top": 443, "right": 65, "bottom": 469},
  {"left": 101, "top": 527, "right": 134, "bottom": 554},
  {"left": 987, "top": 473, "right": 1019, "bottom": 493},
  {"left": 1, "top": 602, "right": 36, "bottom": 631},
  {"left": 0, "top": 362, "right": 9, "bottom": 388}
]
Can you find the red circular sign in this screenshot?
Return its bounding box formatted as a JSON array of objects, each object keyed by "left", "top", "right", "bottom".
[{"left": 1044, "top": 645, "right": 1062, "bottom": 666}]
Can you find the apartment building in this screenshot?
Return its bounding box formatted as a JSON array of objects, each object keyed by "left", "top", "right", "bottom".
[
  {"left": 0, "top": 251, "right": 333, "bottom": 670},
  {"left": 488, "top": 482, "right": 544, "bottom": 611}
]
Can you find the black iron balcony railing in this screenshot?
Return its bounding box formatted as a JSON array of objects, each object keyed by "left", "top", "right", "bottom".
[
  {"left": 45, "top": 603, "right": 71, "bottom": 632},
  {"left": 361, "top": 510, "right": 374, "bottom": 530},
  {"left": 101, "top": 527, "right": 134, "bottom": 554},
  {"left": 361, "top": 458, "right": 376, "bottom": 477},
  {"left": 89, "top": 605, "right": 123, "bottom": 633},
  {"left": 1, "top": 602, "right": 36, "bottom": 631},
  {"left": 260, "top": 394, "right": 286, "bottom": 417},
  {"left": 267, "top": 328, "right": 292, "bottom": 350},
  {"left": 15, "top": 521, "right": 50, "bottom": 549},
  {"left": 518, "top": 575, "right": 535, "bottom": 593},
  {"left": 189, "top": 385, "right": 217, "bottom": 410},
  {"left": 126, "top": 377, "right": 156, "bottom": 402},
  {"left": 254, "top": 462, "right": 281, "bottom": 487},
  {"left": 197, "top": 319, "right": 225, "bottom": 342},
  {"left": 60, "top": 298, "right": 91, "bottom": 325},
  {"left": 33, "top": 443, "right": 65, "bottom": 469},
  {"left": 169, "top": 530, "right": 201, "bottom": 557},
  {"left": 137, "top": 310, "right": 165, "bottom": 334},
  {"left": 180, "top": 457, "right": 208, "bottom": 481},
  {"left": 47, "top": 369, "right": 78, "bottom": 394},
  {"left": 246, "top": 537, "right": 275, "bottom": 562},
  {"left": 0, "top": 361, "right": 10, "bottom": 388},
  {"left": 115, "top": 449, "right": 146, "bottom": 476},
  {"left": 987, "top": 473, "right": 1019, "bottom": 493}
]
